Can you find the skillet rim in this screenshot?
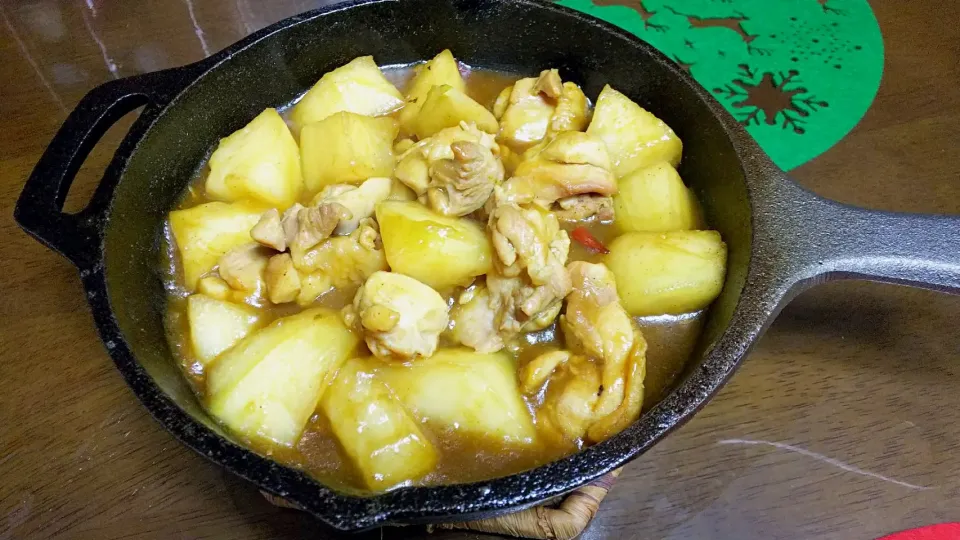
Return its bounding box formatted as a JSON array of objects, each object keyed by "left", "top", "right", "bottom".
[{"left": 85, "top": 0, "right": 786, "bottom": 531}]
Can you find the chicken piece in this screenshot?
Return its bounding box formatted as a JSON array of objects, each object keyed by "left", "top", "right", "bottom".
[
  {"left": 498, "top": 131, "right": 617, "bottom": 207},
  {"left": 395, "top": 122, "right": 499, "bottom": 197},
  {"left": 585, "top": 337, "right": 645, "bottom": 443},
  {"left": 290, "top": 202, "right": 352, "bottom": 262},
  {"left": 264, "top": 253, "right": 301, "bottom": 304},
  {"left": 486, "top": 273, "right": 565, "bottom": 336},
  {"left": 519, "top": 349, "right": 570, "bottom": 393},
  {"left": 250, "top": 208, "right": 287, "bottom": 251},
  {"left": 534, "top": 69, "right": 562, "bottom": 99},
  {"left": 280, "top": 203, "right": 303, "bottom": 242},
  {"left": 489, "top": 203, "right": 570, "bottom": 288},
  {"left": 497, "top": 72, "right": 560, "bottom": 151},
  {"left": 515, "top": 263, "right": 648, "bottom": 444},
  {"left": 344, "top": 271, "right": 450, "bottom": 361},
  {"left": 561, "top": 261, "right": 647, "bottom": 423},
  {"left": 553, "top": 194, "right": 615, "bottom": 222},
  {"left": 309, "top": 177, "right": 392, "bottom": 235},
  {"left": 425, "top": 140, "right": 504, "bottom": 216},
  {"left": 484, "top": 202, "right": 571, "bottom": 336},
  {"left": 534, "top": 352, "right": 603, "bottom": 442},
  {"left": 292, "top": 218, "right": 388, "bottom": 289},
  {"left": 448, "top": 282, "right": 504, "bottom": 353},
  {"left": 548, "top": 82, "right": 590, "bottom": 135},
  {"left": 217, "top": 243, "right": 270, "bottom": 293}
]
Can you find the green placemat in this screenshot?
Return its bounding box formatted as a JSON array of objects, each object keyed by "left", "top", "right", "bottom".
[{"left": 558, "top": 0, "right": 884, "bottom": 170}]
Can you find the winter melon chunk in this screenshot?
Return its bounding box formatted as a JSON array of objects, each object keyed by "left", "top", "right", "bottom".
[
  {"left": 378, "top": 348, "right": 535, "bottom": 444},
  {"left": 587, "top": 85, "right": 682, "bottom": 178},
  {"left": 300, "top": 112, "right": 398, "bottom": 192},
  {"left": 291, "top": 56, "right": 403, "bottom": 129},
  {"left": 186, "top": 294, "right": 261, "bottom": 366},
  {"left": 206, "top": 308, "right": 359, "bottom": 446},
  {"left": 205, "top": 108, "right": 303, "bottom": 208},
  {"left": 375, "top": 201, "right": 492, "bottom": 290},
  {"left": 169, "top": 201, "right": 266, "bottom": 291},
  {"left": 321, "top": 358, "right": 437, "bottom": 491},
  {"left": 604, "top": 231, "right": 726, "bottom": 316}
]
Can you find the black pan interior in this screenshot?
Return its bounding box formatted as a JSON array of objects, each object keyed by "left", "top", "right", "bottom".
[{"left": 102, "top": 0, "right": 750, "bottom": 513}]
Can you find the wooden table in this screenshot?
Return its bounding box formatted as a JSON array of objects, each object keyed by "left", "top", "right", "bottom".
[{"left": 1, "top": 1, "right": 957, "bottom": 538}]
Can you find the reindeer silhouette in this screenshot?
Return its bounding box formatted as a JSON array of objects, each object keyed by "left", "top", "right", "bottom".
[
  {"left": 818, "top": 0, "right": 846, "bottom": 15},
  {"left": 664, "top": 6, "right": 770, "bottom": 56},
  {"left": 591, "top": 0, "right": 668, "bottom": 32}
]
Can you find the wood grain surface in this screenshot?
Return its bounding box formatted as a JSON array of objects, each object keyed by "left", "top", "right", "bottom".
[{"left": 0, "top": 1, "right": 957, "bottom": 539}]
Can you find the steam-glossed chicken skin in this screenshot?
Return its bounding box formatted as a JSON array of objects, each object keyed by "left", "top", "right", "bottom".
[{"left": 161, "top": 51, "right": 726, "bottom": 493}]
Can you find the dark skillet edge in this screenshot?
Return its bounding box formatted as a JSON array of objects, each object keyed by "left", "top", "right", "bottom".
[{"left": 46, "top": 0, "right": 797, "bottom": 532}]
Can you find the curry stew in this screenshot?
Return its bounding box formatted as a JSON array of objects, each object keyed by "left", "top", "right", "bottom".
[{"left": 162, "top": 51, "right": 727, "bottom": 493}]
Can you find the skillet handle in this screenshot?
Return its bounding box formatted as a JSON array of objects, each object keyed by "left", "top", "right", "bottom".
[
  {"left": 772, "top": 177, "right": 960, "bottom": 294},
  {"left": 14, "top": 67, "right": 197, "bottom": 269}
]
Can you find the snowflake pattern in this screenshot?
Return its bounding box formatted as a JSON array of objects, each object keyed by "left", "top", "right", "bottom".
[{"left": 713, "top": 65, "right": 828, "bottom": 134}]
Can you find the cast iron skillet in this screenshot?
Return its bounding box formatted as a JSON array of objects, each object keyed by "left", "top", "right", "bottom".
[{"left": 14, "top": 0, "right": 960, "bottom": 532}]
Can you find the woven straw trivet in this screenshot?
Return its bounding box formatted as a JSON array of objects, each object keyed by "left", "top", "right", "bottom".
[{"left": 262, "top": 467, "right": 622, "bottom": 539}]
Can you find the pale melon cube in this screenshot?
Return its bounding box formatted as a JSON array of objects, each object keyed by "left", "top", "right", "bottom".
[
  {"left": 321, "top": 358, "right": 437, "bottom": 491},
  {"left": 614, "top": 162, "right": 700, "bottom": 232},
  {"left": 604, "top": 231, "right": 726, "bottom": 316},
  {"left": 206, "top": 309, "right": 360, "bottom": 446},
  {"left": 169, "top": 201, "right": 266, "bottom": 291},
  {"left": 413, "top": 84, "right": 499, "bottom": 139},
  {"left": 376, "top": 201, "right": 492, "bottom": 290},
  {"left": 205, "top": 108, "right": 303, "bottom": 208},
  {"left": 399, "top": 50, "right": 467, "bottom": 135},
  {"left": 300, "top": 112, "right": 398, "bottom": 193},
  {"left": 406, "top": 49, "right": 466, "bottom": 103},
  {"left": 378, "top": 348, "right": 535, "bottom": 444},
  {"left": 290, "top": 56, "right": 403, "bottom": 129},
  {"left": 186, "top": 294, "right": 261, "bottom": 366},
  {"left": 587, "top": 85, "right": 682, "bottom": 178}
]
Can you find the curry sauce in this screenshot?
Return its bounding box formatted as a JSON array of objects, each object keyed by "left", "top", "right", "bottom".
[{"left": 161, "top": 62, "right": 710, "bottom": 493}]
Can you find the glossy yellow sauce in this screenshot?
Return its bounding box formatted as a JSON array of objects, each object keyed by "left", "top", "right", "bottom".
[{"left": 161, "top": 65, "right": 704, "bottom": 493}]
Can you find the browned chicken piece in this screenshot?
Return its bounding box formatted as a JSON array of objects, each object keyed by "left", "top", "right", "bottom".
[
  {"left": 426, "top": 140, "right": 505, "bottom": 217},
  {"left": 547, "top": 82, "right": 590, "bottom": 135},
  {"left": 496, "top": 76, "right": 557, "bottom": 151},
  {"left": 448, "top": 281, "right": 504, "bottom": 353},
  {"left": 498, "top": 131, "right": 617, "bottom": 207},
  {"left": 395, "top": 122, "right": 501, "bottom": 216},
  {"left": 264, "top": 253, "right": 301, "bottom": 304},
  {"left": 489, "top": 203, "right": 570, "bottom": 287},
  {"left": 310, "top": 178, "right": 392, "bottom": 235},
  {"left": 553, "top": 194, "right": 615, "bottom": 222},
  {"left": 534, "top": 68, "right": 562, "bottom": 99},
  {"left": 251, "top": 208, "right": 287, "bottom": 251},
  {"left": 290, "top": 202, "right": 352, "bottom": 258},
  {"left": 498, "top": 69, "right": 592, "bottom": 154},
  {"left": 519, "top": 349, "right": 571, "bottom": 393},
  {"left": 486, "top": 272, "right": 565, "bottom": 336},
  {"left": 528, "top": 351, "right": 603, "bottom": 442},
  {"left": 345, "top": 271, "right": 450, "bottom": 361},
  {"left": 561, "top": 261, "right": 647, "bottom": 440},
  {"left": 292, "top": 217, "right": 387, "bottom": 287},
  {"left": 280, "top": 203, "right": 303, "bottom": 242},
  {"left": 483, "top": 202, "right": 571, "bottom": 339},
  {"left": 516, "top": 262, "right": 647, "bottom": 444},
  {"left": 584, "top": 338, "right": 645, "bottom": 444},
  {"left": 251, "top": 202, "right": 303, "bottom": 252},
  {"left": 217, "top": 242, "right": 270, "bottom": 293}
]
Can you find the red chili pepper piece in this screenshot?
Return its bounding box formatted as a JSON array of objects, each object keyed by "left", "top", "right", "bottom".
[{"left": 571, "top": 226, "right": 609, "bottom": 254}]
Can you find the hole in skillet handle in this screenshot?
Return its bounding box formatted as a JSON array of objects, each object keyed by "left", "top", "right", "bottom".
[
  {"left": 63, "top": 106, "right": 145, "bottom": 215},
  {"left": 13, "top": 67, "right": 200, "bottom": 270}
]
